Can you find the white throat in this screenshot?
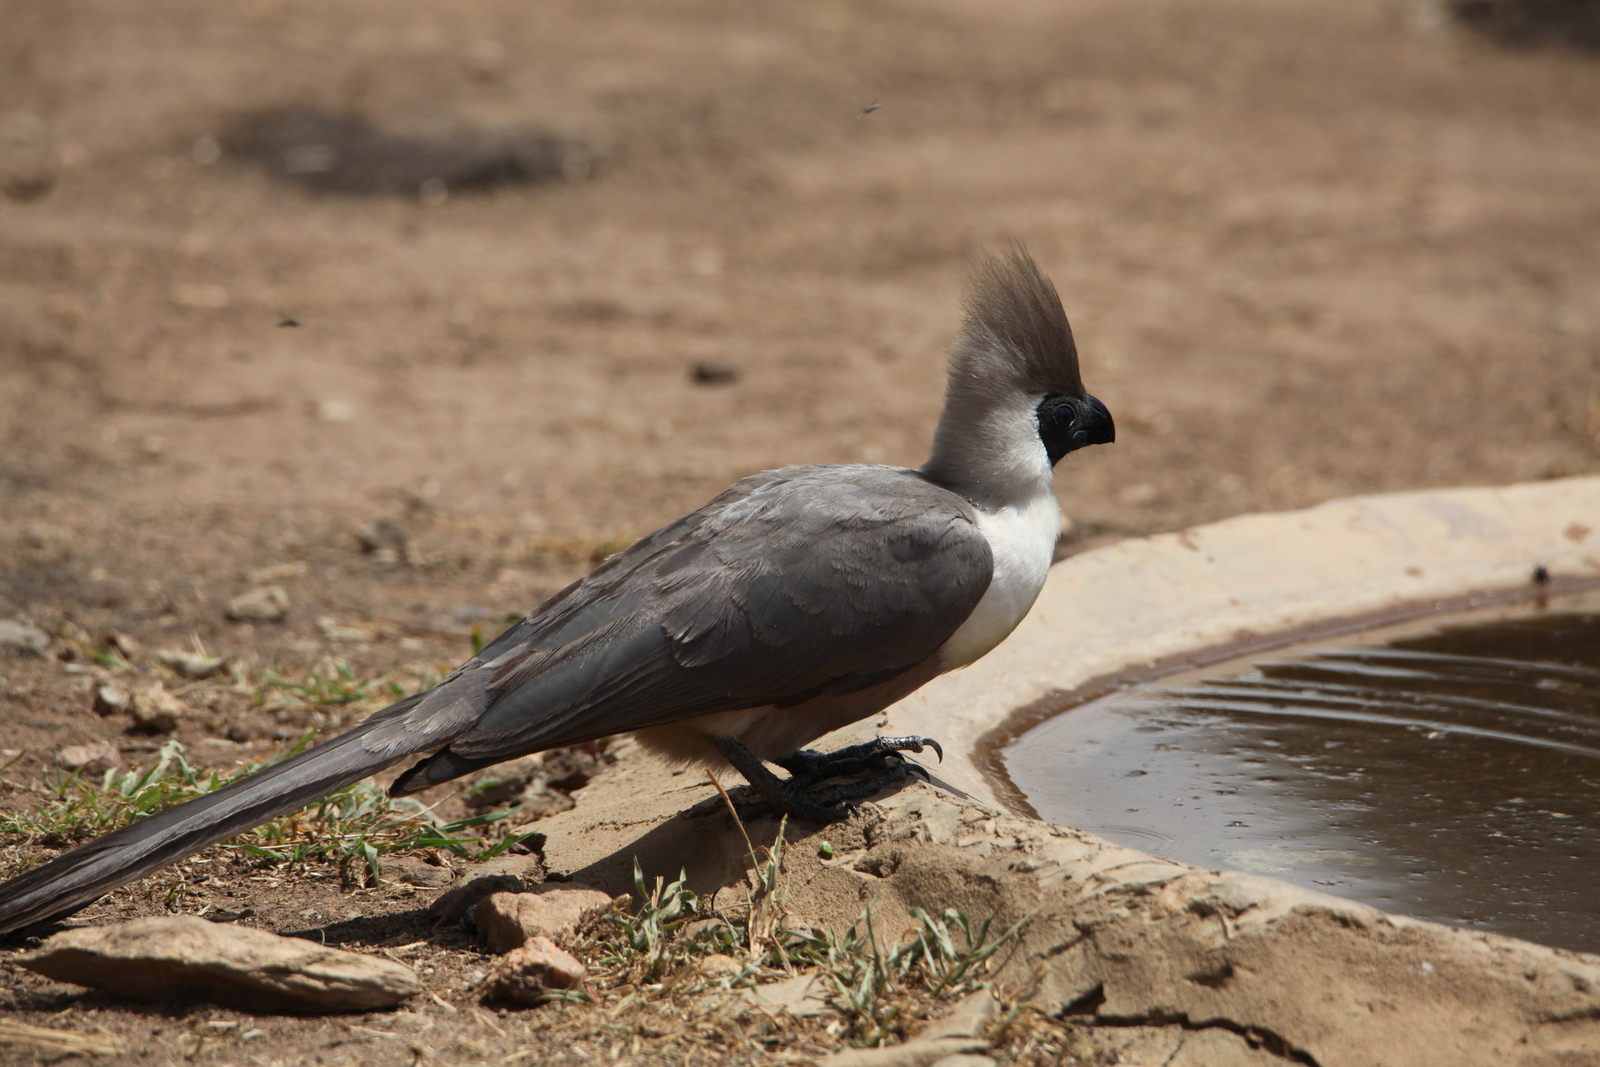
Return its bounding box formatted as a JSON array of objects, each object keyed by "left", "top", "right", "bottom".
[
  {"left": 939, "top": 487, "right": 1060, "bottom": 669},
  {"left": 935, "top": 412, "right": 1061, "bottom": 670}
]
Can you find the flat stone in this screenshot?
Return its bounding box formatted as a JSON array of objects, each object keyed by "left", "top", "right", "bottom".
[
  {"left": 226, "top": 585, "right": 291, "bottom": 622},
  {"left": 476, "top": 885, "right": 613, "bottom": 953},
  {"left": 741, "top": 971, "right": 832, "bottom": 1017},
  {"left": 485, "top": 936, "right": 586, "bottom": 1006},
  {"left": 928, "top": 1057, "right": 997, "bottom": 1067},
  {"left": 0, "top": 619, "right": 50, "bottom": 654},
  {"left": 381, "top": 854, "right": 455, "bottom": 888},
  {"left": 19, "top": 915, "right": 420, "bottom": 1013}
]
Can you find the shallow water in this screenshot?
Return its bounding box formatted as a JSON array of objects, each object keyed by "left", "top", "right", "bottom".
[{"left": 1004, "top": 592, "right": 1600, "bottom": 952}]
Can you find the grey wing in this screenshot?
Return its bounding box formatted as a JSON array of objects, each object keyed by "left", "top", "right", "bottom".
[{"left": 390, "top": 466, "right": 993, "bottom": 791}]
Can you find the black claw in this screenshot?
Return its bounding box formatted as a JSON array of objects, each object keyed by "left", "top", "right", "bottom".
[{"left": 925, "top": 738, "right": 944, "bottom": 763}]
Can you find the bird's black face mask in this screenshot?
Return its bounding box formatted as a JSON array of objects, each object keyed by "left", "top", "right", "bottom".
[{"left": 1036, "top": 394, "right": 1115, "bottom": 466}]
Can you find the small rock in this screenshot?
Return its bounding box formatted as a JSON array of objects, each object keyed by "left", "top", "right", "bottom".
[
  {"left": 475, "top": 885, "right": 613, "bottom": 953},
  {"left": 381, "top": 854, "right": 456, "bottom": 888},
  {"left": 128, "top": 684, "right": 189, "bottom": 733},
  {"left": 92, "top": 683, "right": 131, "bottom": 716},
  {"left": 154, "top": 648, "right": 226, "bottom": 679},
  {"left": 0, "top": 619, "right": 50, "bottom": 654},
  {"left": 696, "top": 953, "right": 744, "bottom": 978},
  {"left": 690, "top": 360, "right": 741, "bottom": 385},
  {"left": 485, "top": 936, "right": 586, "bottom": 1006},
  {"left": 226, "top": 585, "right": 290, "bottom": 623},
  {"left": 427, "top": 874, "right": 525, "bottom": 926},
  {"left": 58, "top": 741, "right": 121, "bottom": 775},
  {"left": 19, "top": 915, "right": 420, "bottom": 1013},
  {"left": 316, "top": 616, "right": 371, "bottom": 642}
]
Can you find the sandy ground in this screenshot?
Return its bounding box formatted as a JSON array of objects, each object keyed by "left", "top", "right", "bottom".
[{"left": 2, "top": 0, "right": 1600, "bottom": 1062}]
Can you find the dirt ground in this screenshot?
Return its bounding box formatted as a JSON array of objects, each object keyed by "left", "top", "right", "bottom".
[{"left": 2, "top": 0, "right": 1600, "bottom": 1063}]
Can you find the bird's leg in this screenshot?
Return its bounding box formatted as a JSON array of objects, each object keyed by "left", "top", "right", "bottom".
[{"left": 777, "top": 736, "right": 943, "bottom": 785}]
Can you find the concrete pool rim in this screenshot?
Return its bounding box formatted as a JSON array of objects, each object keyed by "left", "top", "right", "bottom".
[{"left": 875, "top": 474, "right": 1600, "bottom": 814}]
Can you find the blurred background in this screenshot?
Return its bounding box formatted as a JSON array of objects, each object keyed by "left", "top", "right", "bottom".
[{"left": 2, "top": 0, "right": 1599, "bottom": 639}]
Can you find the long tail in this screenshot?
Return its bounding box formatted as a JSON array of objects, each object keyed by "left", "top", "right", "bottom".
[{"left": 0, "top": 698, "right": 427, "bottom": 934}]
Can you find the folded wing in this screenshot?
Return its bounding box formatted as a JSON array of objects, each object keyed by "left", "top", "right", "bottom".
[{"left": 390, "top": 465, "right": 993, "bottom": 790}]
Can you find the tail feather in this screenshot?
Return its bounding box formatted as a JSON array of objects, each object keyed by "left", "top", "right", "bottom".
[{"left": 0, "top": 709, "right": 421, "bottom": 934}]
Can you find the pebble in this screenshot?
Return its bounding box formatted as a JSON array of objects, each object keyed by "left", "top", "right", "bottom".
[
  {"left": 128, "top": 684, "right": 189, "bottom": 733},
  {"left": 226, "top": 585, "right": 291, "bottom": 622},
  {"left": 696, "top": 953, "right": 744, "bottom": 978},
  {"left": 92, "top": 683, "right": 131, "bottom": 716},
  {"left": 57, "top": 741, "right": 121, "bottom": 775},
  {"left": 154, "top": 648, "right": 226, "bottom": 679},
  {"left": 474, "top": 885, "right": 613, "bottom": 953},
  {"left": 690, "top": 360, "right": 741, "bottom": 385},
  {"left": 0, "top": 619, "right": 50, "bottom": 654},
  {"left": 485, "top": 936, "right": 586, "bottom": 1005}
]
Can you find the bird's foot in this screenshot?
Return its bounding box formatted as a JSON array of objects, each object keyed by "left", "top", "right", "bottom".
[
  {"left": 777, "top": 735, "right": 943, "bottom": 785},
  {"left": 705, "top": 735, "right": 937, "bottom": 825},
  {"left": 725, "top": 760, "right": 932, "bottom": 825}
]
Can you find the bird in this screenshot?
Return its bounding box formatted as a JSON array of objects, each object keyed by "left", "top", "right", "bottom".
[{"left": 0, "top": 245, "right": 1113, "bottom": 934}]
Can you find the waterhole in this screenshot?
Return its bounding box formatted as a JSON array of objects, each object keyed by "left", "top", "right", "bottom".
[{"left": 1003, "top": 590, "right": 1600, "bottom": 952}]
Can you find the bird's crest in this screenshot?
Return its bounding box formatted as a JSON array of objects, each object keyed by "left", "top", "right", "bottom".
[{"left": 948, "top": 244, "right": 1084, "bottom": 400}]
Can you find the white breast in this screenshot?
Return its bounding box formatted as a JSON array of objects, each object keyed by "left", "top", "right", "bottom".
[{"left": 938, "top": 490, "right": 1061, "bottom": 670}]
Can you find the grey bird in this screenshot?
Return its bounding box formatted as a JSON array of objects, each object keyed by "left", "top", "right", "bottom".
[{"left": 0, "top": 246, "right": 1113, "bottom": 934}]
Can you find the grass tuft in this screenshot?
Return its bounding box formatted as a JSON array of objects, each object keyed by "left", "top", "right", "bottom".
[
  {"left": 568, "top": 815, "right": 1032, "bottom": 1049},
  {"left": 0, "top": 737, "right": 531, "bottom": 883}
]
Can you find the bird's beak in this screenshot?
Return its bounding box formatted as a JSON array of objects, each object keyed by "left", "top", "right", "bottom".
[{"left": 1068, "top": 394, "right": 1115, "bottom": 453}]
